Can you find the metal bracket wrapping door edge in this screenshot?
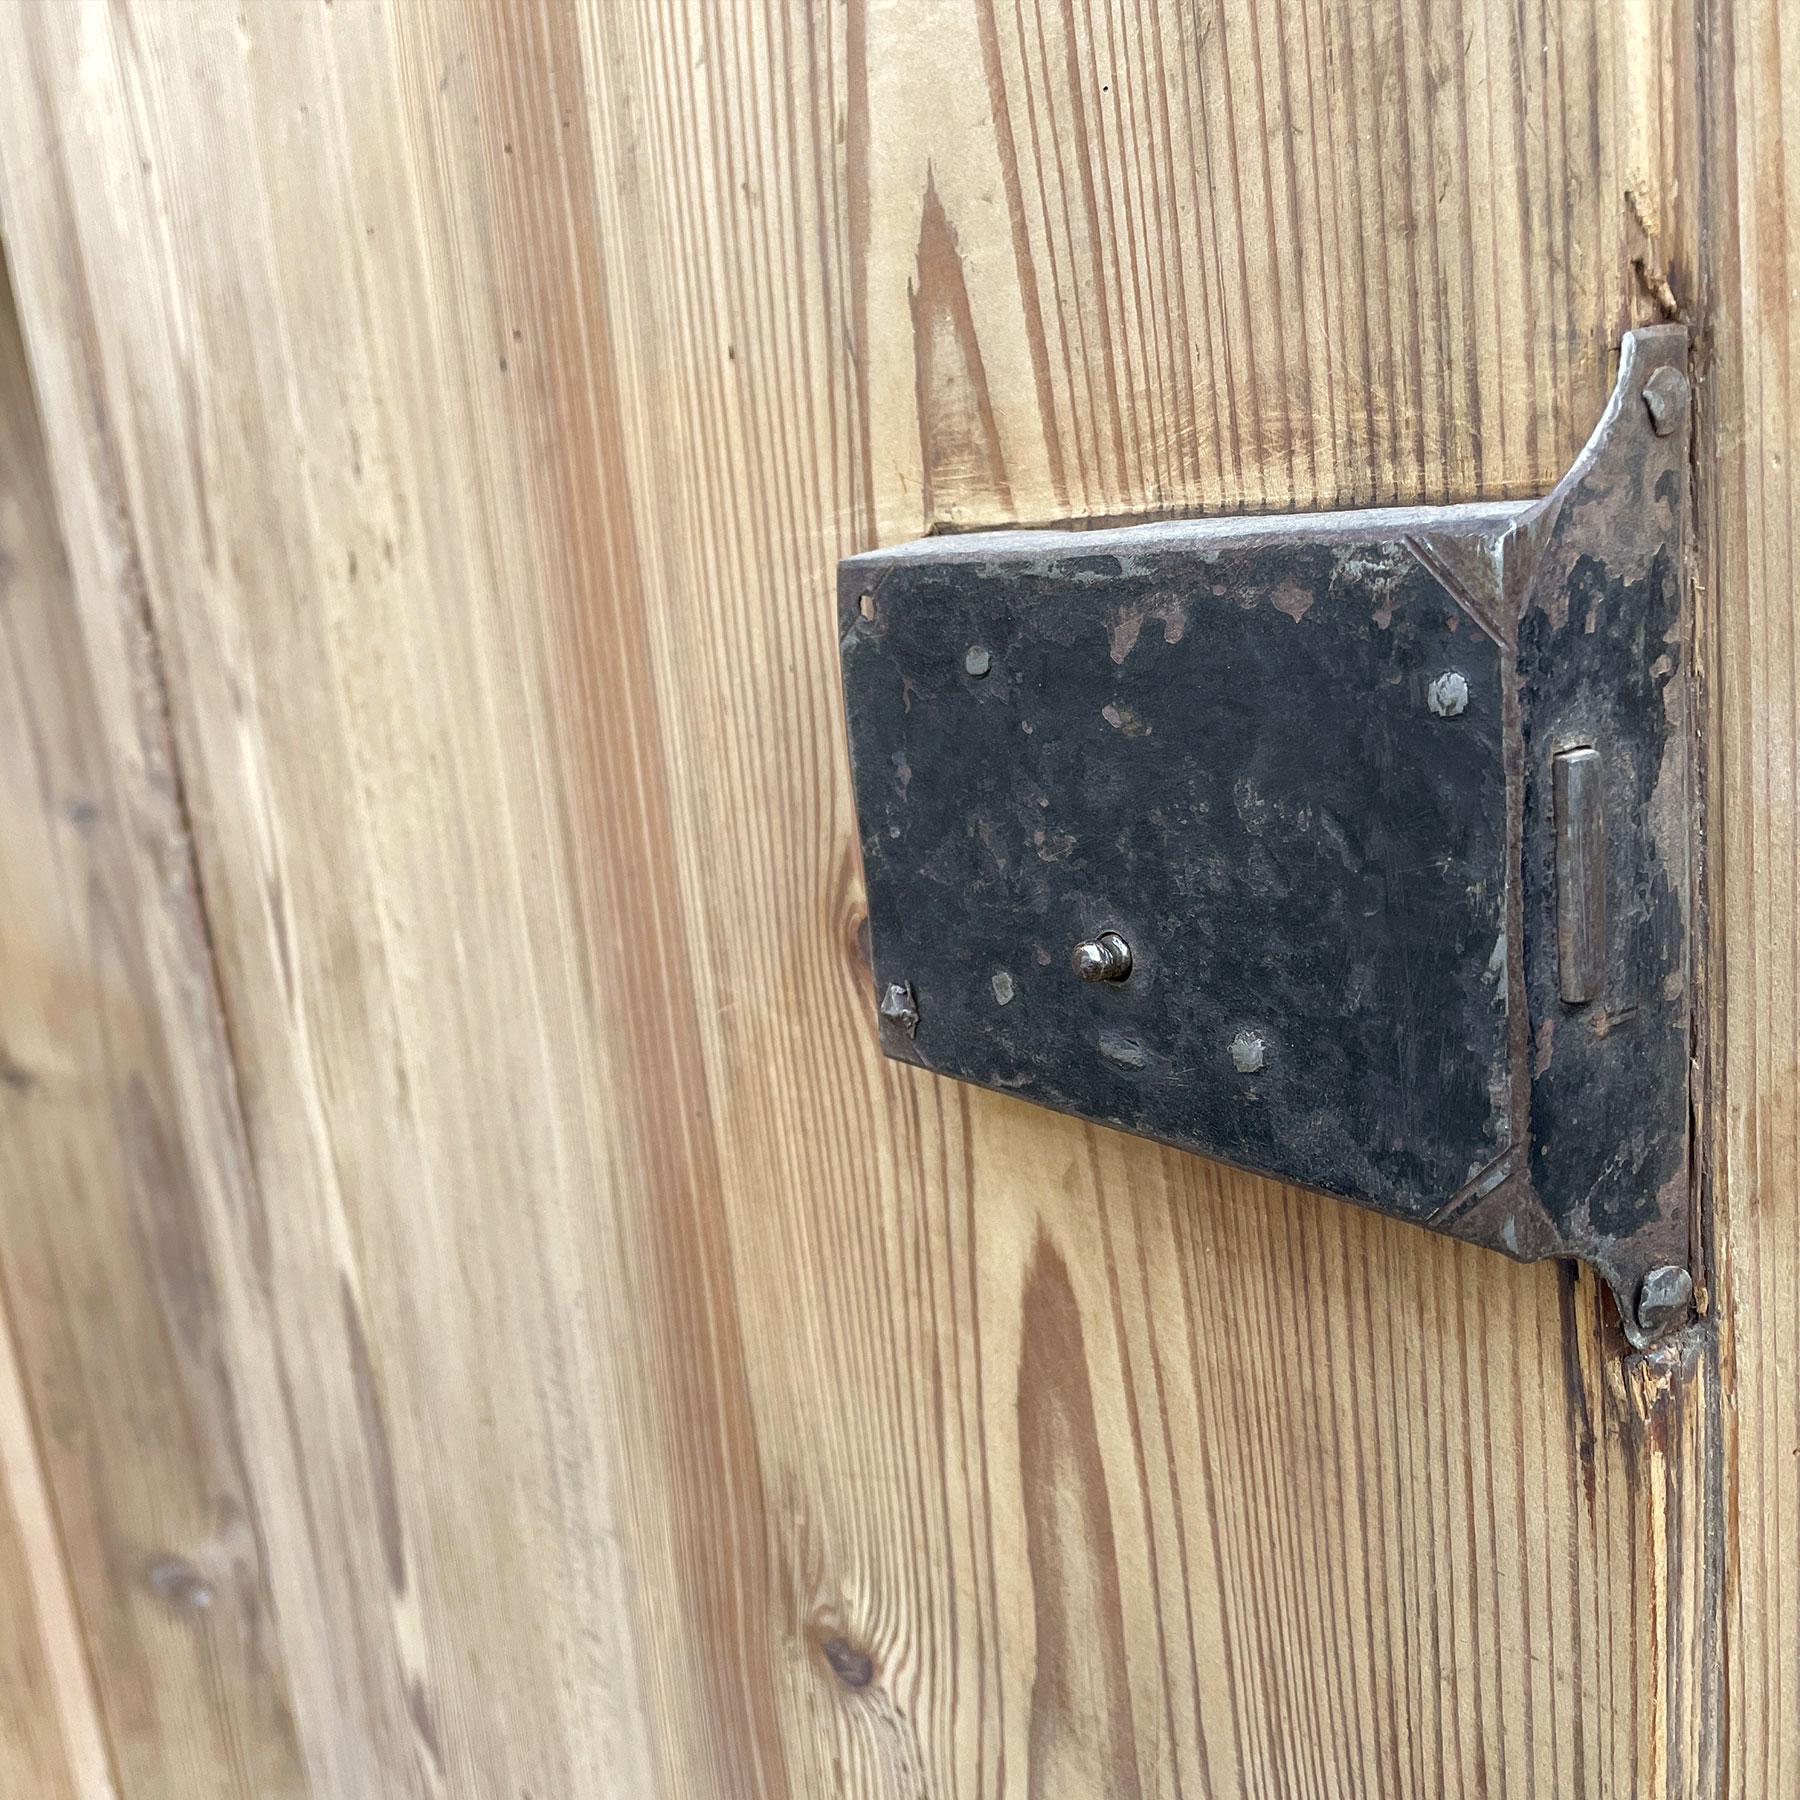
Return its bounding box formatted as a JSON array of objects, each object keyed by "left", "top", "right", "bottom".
[{"left": 838, "top": 327, "right": 1696, "bottom": 1348}]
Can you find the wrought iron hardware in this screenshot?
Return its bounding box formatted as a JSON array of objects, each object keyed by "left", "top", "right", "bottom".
[{"left": 838, "top": 327, "right": 1695, "bottom": 1346}]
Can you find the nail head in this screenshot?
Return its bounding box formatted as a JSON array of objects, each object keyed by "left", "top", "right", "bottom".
[
  {"left": 1642, "top": 365, "right": 1690, "bottom": 437},
  {"left": 878, "top": 981, "right": 919, "bottom": 1037},
  {"left": 1635, "top": 1263, "right": 1694, "bottom": 1336},
  {"left": 1427, "top": 671, "right": 1470, "bottom": 718}
]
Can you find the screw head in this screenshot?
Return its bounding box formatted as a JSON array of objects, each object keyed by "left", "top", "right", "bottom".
[
  {"left": 1643, "top": 365, "right": 1690, "bottom": 437},
  {"left": 1229, "top": 1028, "right": 1266, "bottom": 1074},
  {"left": 878, "top": 981, "right": 919, "bottom": 1037},
  {"left": 1071, "top": 932, "right": 1132, "bottom": 982},
  {"left": 964, "top": 645, "right": 993, "bottom": 678},
  {"left": 1635, "top": 1263, "right": 1694, "bottom": 1336},
  {"left": 1427, "top": 671, "right": 1470, "bottom": 718}
]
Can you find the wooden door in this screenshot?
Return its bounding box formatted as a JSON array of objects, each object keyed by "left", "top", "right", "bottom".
[{"left": 0, "top": 2, "right": 1790, "bottom": 1795}]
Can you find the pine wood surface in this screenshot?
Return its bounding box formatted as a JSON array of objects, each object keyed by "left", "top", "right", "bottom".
[
  {"left": 1700, "top": 0, "right": 1800, "bottom": 1789},
  {"left": 0, "top": 235, "right": 151, "bottom": 1800},
  {"left": 0, "top": 0, "right": 1785, "bottom": 1794}
]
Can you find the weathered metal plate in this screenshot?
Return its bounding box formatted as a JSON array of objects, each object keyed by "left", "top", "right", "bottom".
[
  {"left": 838, "top": 327, "right": 1693, "bottom": 1344},
  {"left": 842, "top": 508, "right": 1520, "bottom": 1220}
]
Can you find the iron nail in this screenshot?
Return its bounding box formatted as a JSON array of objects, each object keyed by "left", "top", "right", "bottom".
[
  {"left": 1635, "top": 1263, "right": 1694, "bottom": 1336},
  {"left": 878, "top": 981, "right": 919, "bottom": 1037},
  {"left": 1642, "top": 365, "right": 1690, "bottom": 437},
  {"left": 1427, "top": 671, "right": 1470, "bottom": 718}
]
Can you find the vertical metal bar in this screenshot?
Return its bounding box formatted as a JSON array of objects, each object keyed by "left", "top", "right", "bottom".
[{"left": 1554, "top": 746, "right": 1606, "bottom": 1004}]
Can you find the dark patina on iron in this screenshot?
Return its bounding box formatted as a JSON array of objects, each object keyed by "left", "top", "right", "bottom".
[{"left": 838, "top": 327, "right": 1694, "bottom": 1346}]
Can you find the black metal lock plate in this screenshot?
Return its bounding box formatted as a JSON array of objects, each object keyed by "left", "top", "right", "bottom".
[{"left": 839, "top": 328, "right": 1694, "bottom": 1344}]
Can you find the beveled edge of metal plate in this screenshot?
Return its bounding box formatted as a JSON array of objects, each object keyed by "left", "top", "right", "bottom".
[{"left": 837, "top": 327, "right": 1696, "bottom": 1348}]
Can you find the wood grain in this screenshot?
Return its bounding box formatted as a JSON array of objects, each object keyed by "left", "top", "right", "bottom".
[
  {"left": 1698, "top": 0, "right": 1800, "bottom": 1787},
  {"left": 0, "top": 244, "right": 95, "bottom": 1800},
  {"left": 0, "top": 232, "right": 302, "bottom": 1795},
  {"left": 0, "top": 0, "right": 1777, "bottom": 1795},
  {"left": 0, "top": 1281, "right": 94, "bottom": 1800}
]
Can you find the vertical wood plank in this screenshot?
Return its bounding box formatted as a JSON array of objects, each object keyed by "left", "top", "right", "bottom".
[
  {"left": 2, "top": 4, "right": 676, "bottom": 1793},
  {"left": 0, "top": 215, "right": 307, "bottom": 1795},
  {"left": 574, "top": 0, "right": 1720, "bottom": 1793},
  {"left": 1700, "top": 0, "right": 1800, "bottom": 1787},
  {"left": 0, "top": 242, "right": 101, "bottom": 1800},
  {"left": 0, "top": 1283, "right": 100, "bottom": 1800}
]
